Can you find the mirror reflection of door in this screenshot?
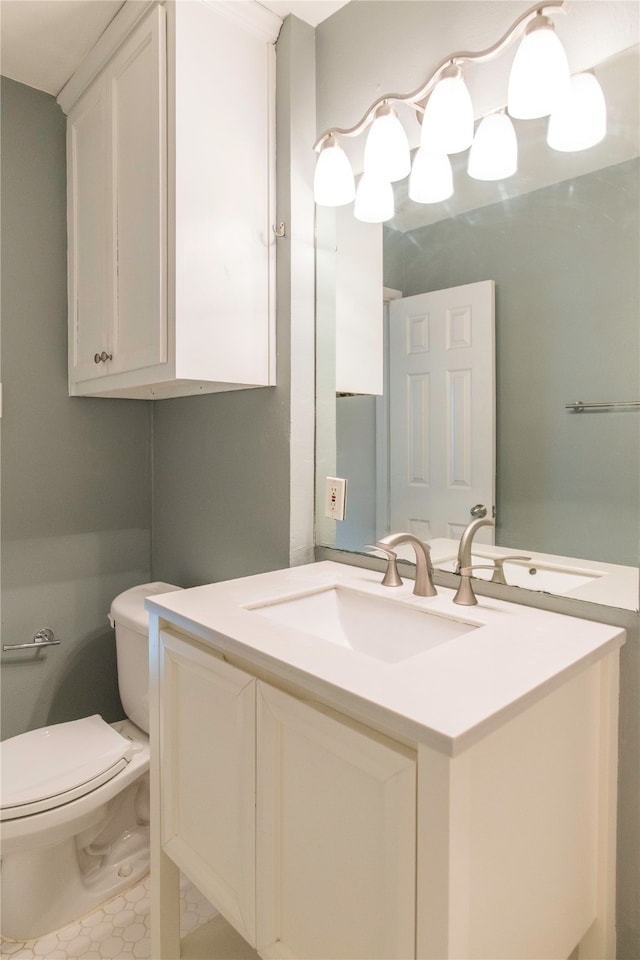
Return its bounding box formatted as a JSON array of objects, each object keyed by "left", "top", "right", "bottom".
[{"left": 387, "top": 281, "right": 496, "bottom": 543}]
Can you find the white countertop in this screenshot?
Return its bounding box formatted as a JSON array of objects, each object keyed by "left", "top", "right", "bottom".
[{"left": 146, "top": 561, "right": 625, "bottom": 757}]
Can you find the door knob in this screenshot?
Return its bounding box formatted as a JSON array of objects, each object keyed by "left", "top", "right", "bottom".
[
  {"left": 470, "top": 503, "right": 487, "bottom": 518},
  {"left": 94, "top": 351, "right": 113, "bottom": 363}
]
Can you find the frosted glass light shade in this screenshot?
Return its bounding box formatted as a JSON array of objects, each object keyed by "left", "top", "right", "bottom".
[
  {"left": 314, "top": 136, "right": 356, "bottom": 206},
  {"left": 421, "top": 66, "right": 474, "bottom": 155},
  {"left": 364, "top": 105, "right": 411, "bottom": 182},
  {"left": 354, "top": 175, "right": 394, "bottom": 223},
  {"left": 507, "top": 15, "right": 570, "bottom": 119},
  {"left": 547, "top": 72, "right": 607, "bottom": 152},
  {"left": 467, "top": 113, "right": 518, "bottom": 181},
  {"left": 409, "top": 148, "right": 453, "bottom": 203}
]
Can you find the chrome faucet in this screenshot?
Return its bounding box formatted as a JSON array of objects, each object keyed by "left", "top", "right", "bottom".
[
  {"left": 375, "top": 533, "right": 437, "bottom": 597},
  {"left": 455, "top": 516, "right": 495, "bottom": 574}
]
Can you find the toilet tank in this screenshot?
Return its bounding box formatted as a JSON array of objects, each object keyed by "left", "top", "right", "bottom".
[{"left": 109, "top": 582, "right": 182, "bottom": 734}]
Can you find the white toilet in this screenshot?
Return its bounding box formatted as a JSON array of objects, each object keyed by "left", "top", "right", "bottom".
[{"left": 0, "top": 581, "right": 181, "bottom": 941}]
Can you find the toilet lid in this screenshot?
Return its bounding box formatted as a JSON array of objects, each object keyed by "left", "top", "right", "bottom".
[{"left": 1, "top": 715, "right": 133, "bottom": 820}]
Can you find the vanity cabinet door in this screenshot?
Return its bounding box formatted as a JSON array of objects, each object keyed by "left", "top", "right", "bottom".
[
  {"left": 159, "top": 631, "right": 257, "bottom": 947},
  {"left": 256, "top": 683, "right": 417, "bottom": 959}
]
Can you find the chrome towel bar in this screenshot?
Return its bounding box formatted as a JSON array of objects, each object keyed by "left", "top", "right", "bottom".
[
  {"left": 566, "top": 400, "right": 640, "bottom": 413},
  {"left": 3, "top": 628, "right": 61, "bottom": 652}
]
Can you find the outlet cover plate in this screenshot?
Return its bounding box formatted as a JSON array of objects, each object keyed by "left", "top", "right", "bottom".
[{"left": 324, "top": 477, "right": 347, "bottom": 521}]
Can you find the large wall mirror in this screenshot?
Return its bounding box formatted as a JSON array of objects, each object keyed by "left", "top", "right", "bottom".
[{"left": 314, "top": 2, "right": 640, "bottom": 612}]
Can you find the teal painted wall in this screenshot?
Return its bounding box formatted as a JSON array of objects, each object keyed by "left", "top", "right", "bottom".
[
  {"left": 151, "top": 386, "right": 290, "bottom": 586},
  {"left": 1, "top": 78, "right": 152, "bottom": 740}
]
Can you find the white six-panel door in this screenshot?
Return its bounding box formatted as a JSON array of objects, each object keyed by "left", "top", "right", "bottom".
[{"left": 388, "top": 281, "right": 495, "bottom": 542}]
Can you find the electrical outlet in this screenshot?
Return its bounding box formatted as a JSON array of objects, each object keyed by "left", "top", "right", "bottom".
[{"left": 324, "top": 476, "right": 347, "bottom": 521}]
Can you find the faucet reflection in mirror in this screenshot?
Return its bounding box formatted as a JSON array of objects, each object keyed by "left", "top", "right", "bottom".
[
  {"left": 455, "top": 516, "right": 495, "bottom": 574},
  {"left": 313, "top": 0, "right": 607, "bottom": 222}
]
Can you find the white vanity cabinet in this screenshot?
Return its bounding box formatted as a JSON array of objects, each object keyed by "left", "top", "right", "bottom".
[
  {"left": 148, "top": 562, "right": 623, "bottom": 960},
  {"left": 62, "top": 0, "right": 278, "bottom": 399},
  {"left": 156, "top": 627, "right": 416, "bottom": 959}
]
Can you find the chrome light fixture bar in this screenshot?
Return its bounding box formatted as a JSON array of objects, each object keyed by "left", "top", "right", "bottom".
[{"left": 313, "top": 0, "right": 607, "bottom": 222}]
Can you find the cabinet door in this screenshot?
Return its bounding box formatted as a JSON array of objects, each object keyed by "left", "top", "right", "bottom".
[
  {"left": 159, "top": 631, "right": 256, "bottom": 947},
  {"left": 67, "top": 77, "right": 111, "bottom": 384},
  {"left": 257, "top": 683, "right": 416, "bottom": 959},
  {"left": 172, "top": 0, "right": 277, "bottom": 386},
  {"left": 108, "top": 5, "right": 166, "bottom": 376}
]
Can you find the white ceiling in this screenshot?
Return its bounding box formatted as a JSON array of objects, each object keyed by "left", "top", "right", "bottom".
[
  {"left": 0, "top": 0, "right": 348, "bottom": 97},
  {"left": 259, "top": 0, "right": 347, "bottom": 27}
]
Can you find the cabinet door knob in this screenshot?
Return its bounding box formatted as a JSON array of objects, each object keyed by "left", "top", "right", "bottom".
[{"left": 94, "top": 351, "right": 113, "bottom": 363}]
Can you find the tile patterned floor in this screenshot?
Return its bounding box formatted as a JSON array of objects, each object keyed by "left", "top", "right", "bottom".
[{"left": 0, "top": 873, "right": 218, "bottom": 960}]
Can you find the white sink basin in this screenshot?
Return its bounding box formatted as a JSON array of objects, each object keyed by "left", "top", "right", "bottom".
[
  {"left": 248, "top": 586, "right": 478, "bottom": 663},
  {"left": 439, "top": 556, "right": 601, "bottom": 593}
]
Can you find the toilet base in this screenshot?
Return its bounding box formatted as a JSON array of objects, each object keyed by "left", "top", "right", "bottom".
[{"left": 1, "top": 775, "right": 150, "bottom": 941}]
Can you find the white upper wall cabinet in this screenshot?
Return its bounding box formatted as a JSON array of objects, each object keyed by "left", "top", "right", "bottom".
[{"left": 62, "top": 0, "right": 280, "bottom": 399}]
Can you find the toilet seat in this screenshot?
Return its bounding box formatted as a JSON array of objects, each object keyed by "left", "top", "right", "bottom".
[{"left": 1, "top": 715, "right": 133, "bottom": 821}]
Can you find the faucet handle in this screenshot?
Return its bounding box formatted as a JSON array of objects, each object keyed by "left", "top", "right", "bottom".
[
  {"left": 453, "top": 564, "right": 495, "bottom": 606},
  {"left": 365, "top": 544, "right": 403, "bottom": 588},
  {"left": 490, "top": 555, "right": 532, "bottom": 585}
]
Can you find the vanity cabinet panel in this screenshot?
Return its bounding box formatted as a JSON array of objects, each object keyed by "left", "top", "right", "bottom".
[
  {"left": 159, "top": 630, "right": 257, "bottom": 947},
  {"left": 416, "top": 661, "right": 614, "bottom": 960},
  {"left": 63, "top": 0, "right": 277, "bottom": 399},
  {"left": 256, "top": 683, "right": 416, "bottom": 960}
]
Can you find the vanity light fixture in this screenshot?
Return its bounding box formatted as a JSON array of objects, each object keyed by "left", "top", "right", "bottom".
[
  {"left": 547, "top": 71, "right": 607, "bottom": 152},
  {"left": 467, "top": 112, "right": 518, "bottom": 181},
  {"left": 420, "top": 64, "right": 475, "bottom": 156},
  {"left": 364, "top": 104, "right": 411, "bottom": 181},
  {"left": 507, "top": 13, "right": 570, "bottom": 119},
  {"left": 409, "top": 149, "right": 454, "bottom": 203},
  {"left": 354, "top": 174, "right": 395, "bottom": 223},
  {"left": 313, "top": 0, "right": 607, "bottom": 219},
  {"left": 313, "top": 135, "right": 355, "bottom": 206}
]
